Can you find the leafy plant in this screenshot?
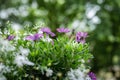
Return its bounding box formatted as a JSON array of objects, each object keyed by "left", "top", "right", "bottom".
[{"left": 0, "top": 26, "right": 95, "bottom": 80}]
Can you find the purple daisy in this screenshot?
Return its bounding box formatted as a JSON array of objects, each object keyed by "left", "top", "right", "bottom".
[
  {"left": 26, "top": 33, "right": 43, "bottom": 41},
  {"left": 88, "top": 72, "right": 97, "bottom": 80},
  {"left": 56, "top": 27, "right": 70, "bottom": 33},
  {"left": 40, "top": 27, "right": 55, "bottom": 37},
  {"left": 49, "top": 32, "right": 55, "bottom": 37},
  {"left": 7, "top": 35, "right": 15, "bottom": 41},
  {"left": 76, "top": 32, "right": 88, "bottom": 44},
  {"left": 41, "top": 27, "right": 51, "bottom": 33}
]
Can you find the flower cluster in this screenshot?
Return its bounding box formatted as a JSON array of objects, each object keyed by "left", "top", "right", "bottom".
[
  {"left": 0, "top": 36, "right": 15, "bottom": 52},
  {"left": 66, "top": 64, "right": 96, "bottom": 80},
  {"left": 7, "top": 27, "right": 88, "bottom": 44},
  {"left": 25, "top": 33, "right": 43, "bottom": 41},
  {"left": 0, "top": 26, "right": 96, "bottom": 80},
  {"left": 14, "top": 46, "right": 34, "bottom": 67},
  {"left": 67, "top": 68, "right": 91, "bottom": 80}
]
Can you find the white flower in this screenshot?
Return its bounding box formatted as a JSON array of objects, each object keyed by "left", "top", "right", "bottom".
[
  {"left": 0, "top": 74, "right": 6, "bottom": 80},
  {"left": 85, "top": 75, "right": 92, "bottom": 80},
  {"left": 46, "top": 68, "right": 53, "bottom": 77},
  {"left": 14, "top": 46, "right": 34, "bottom": 67},
  {"left": 19, "top": 46, "right": 30, "bottom": 56},
  {"left": 0, "top": 63, "right": 10, "bottom": 80},
  {"left": 38, "top": 30, "right": 43, "bottom": 34},
  {"left": 67, "top": 67, "right": 90, "bottom": 80},
  {"left": 0, "top": 63, "right": 11, "bottom": 73},
  {"left": 81, "top": 59, "right": 85, "bottom": 63},
  {"left": 74, "top": 69, "right": 84, "bottom": 78},
  {"left": 0, "top": 63, "right": 5, "bottom": 73},
  {"left": 67, "top": 69, "right": 76, "bottom": 80},
  {"left": 41, "top": 36, "right": 53, "bottom": 43},
  {"left": 0, "top": 38, "right": 15, "bottom": 52},
  {"left": 67, "top": 68, "right": 84, "bottom": 80},
  {"left": 14, "top": 55, "right": 34, "bottom": 67}
]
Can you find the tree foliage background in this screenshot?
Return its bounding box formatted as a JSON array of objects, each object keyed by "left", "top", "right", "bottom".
[{"left": 0, "top": 0, "right": 120, "bottom": 79}]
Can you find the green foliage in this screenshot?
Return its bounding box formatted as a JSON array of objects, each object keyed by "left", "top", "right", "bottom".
[
  {"left": 0, "top": 0, "right": 120, "bottom": 78},
  {"left": 0, "top": 26, "right": 93, "bottom": 80},
  {"left": 88, "top": 0, "right": 120, "bottom": 72}
]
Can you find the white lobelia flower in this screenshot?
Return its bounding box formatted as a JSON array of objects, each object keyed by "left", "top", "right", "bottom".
[
  {"left": 0, "top": 74, "right": 6, "bottom": 80},
  {"left": 67, "top": 68, "right": 88, "bottom": 80},
  {"left": 46, "top": 68, "right": 53, "bottom": 77},
  {"left": 14, "top": 55, "right": 34, "bottom": 67},
  {"left": 19, "top": 46, "right": 30, "bottom": 56},
  {"left": 74, "top": 69, "right": 84, "bottom": 78},
  {"left": 85, "top": 75, "right": 92, "bottom": 80},
  {"left": 0, "top": 63, "right": 8, "bottom": 80},
  {"left": 0, "top": 63, "right": 11, "bottom": 73},
  {"left": 67, "top": 69, "right": 77, "bottom": 80},
  {"left": 0, "top": 39, "right": 15, "bottom": 52},
  {"left": 14, "top": 46, "right": 34, "bottom": 67},
  {"left": 0, "top": 63, "right": 5, "bottom": 73}
]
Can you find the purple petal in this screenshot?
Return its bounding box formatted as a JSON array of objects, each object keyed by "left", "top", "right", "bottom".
[
  {"left": 49, "top": 32, "right": 56, "bottom": 37},
  {"left": 83, "top": 32, "right": 88, "bottom": 38},
  {"left": 34, "top": 33, "right": 43, "bottom": 40},
  {"left": 56, "top": 28, "right": 64, "bottom": 32},
  {"left": 26, "top": 33, "right": 43, "bottom": 41},
  {"left": 64, "top": 28, "right": 70, "bottom": 33},
  {"left": 41, "top": 27, "right": 51, "bottom": 33},
  {"left": 56, "top": 28, "right": 70, "bottom": 33},
  {"left": 88, "top": 72, "right": 97, "bottom": 80},
  {"left": 25, "top": 35, "right": 34, "bottom": 41},
  {"left": 7, "top": 35, "right": 15, "bottom": 41},
  {"left": 76, "top": 32, "right": 88, "bottom": 44},
  {"left": 40, "top": 27, "right": 55, "bottom": 37},
  {"left": 79, "top": 39, "right": 86, "bottom": 44}
]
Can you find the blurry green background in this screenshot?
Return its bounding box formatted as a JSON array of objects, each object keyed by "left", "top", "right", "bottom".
[{"left": 0, "top": 0, "right": 120, "bottom": 80}]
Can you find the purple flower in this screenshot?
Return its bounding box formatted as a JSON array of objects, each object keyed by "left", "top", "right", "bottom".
[
  {"left": 26, "top": 33, "right": 43, "bottom": 41},
  {"left": 7, "top": 35, "right": 15, "bottom": 41},
  {"left": 76, "top": 32, "right": 87, "bottom": 44},
  {"left": 56, "top": 27, "right": 70, "bottom": 33},
  {"left": 41, "top": 27, "right": 51, "bottom": 33},
  {"left": 49, "top": 32, "right": 55, "bottom": 37},
  {"left": 88, "top": 72, "right": 97, "bottom": 80},
  {"left": 40, "top": 27, "right": 55, "bottom": 37}
]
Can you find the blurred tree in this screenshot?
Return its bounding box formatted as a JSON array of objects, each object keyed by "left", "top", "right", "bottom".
[
  {"left": 0, "top": 0, "right": 85, "bottom": 31},
  {"left": 89, "top": 0, "right": 120, "bottom": 69},
  {"left": 87, "top": 1, "right": 120, "bottom": 80}
]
